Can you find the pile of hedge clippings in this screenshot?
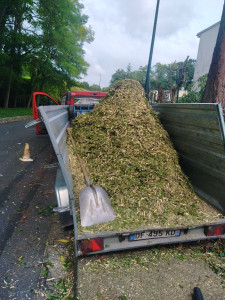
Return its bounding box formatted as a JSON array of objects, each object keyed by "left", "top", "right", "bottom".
[{"left": 69, "top": 79, "right": 223, "bottom": 235}]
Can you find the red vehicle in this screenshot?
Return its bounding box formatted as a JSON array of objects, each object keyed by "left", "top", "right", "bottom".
[
  {"left": 61, "top": 91, "right": 107, "bottom": 105},
  {"left": 32, "top": 91, "right": 107, "bottom": 134}
]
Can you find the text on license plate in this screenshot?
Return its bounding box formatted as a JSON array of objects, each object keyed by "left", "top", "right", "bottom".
[{"left": 129, "top": 229, "right": 181, "bottom": 241}]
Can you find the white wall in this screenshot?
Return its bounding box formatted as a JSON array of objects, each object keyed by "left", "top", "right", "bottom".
[{"left": 193, "top": 23, "right": 220, "bottom": 83}]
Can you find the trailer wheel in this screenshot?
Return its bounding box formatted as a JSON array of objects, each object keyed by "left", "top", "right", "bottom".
[
  {"left": 69, "top": 105, "right": 74, "bottom": 120},
  {"left": 193, "top": 287, "right": 204, "bottom": 300}
]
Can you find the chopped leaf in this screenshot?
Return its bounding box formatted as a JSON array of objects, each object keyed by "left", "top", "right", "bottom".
[
  {"left": 61, "top": 256, "right": 66, "bottom": 266},
  {"left": 57, "top": 239, "right": 69, "bottom": 243}
]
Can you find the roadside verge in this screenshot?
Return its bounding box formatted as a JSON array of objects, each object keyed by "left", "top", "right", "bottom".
[{"left": 0, "top": 115, "right": 33, "bottom": 124}]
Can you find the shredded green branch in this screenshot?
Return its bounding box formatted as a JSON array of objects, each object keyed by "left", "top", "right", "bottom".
[{"left": 68, "top": 79, "right": 223, "bottom": 235}]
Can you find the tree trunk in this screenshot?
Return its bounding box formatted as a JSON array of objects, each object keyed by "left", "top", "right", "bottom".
[
  {"left": 0, "top": 6, "right": 8, "bottom": 50},
  {"left": 3, "top": 9, "right": 23, "bottom": 109},
  {"left": 171, "top": 87, "right": 177, "bottom": 103},
  {"left": 36, "top": 79, "right": 45, "bottom": 106},
  {"left": 27, "top": 76, "right": 38, "bottom": 108},
  {"left": 157, "top": 89, "right": 164, "bottom": 103},
  {"left": 13, "top": 94, "right": 18, "bottom": 108},
  {"left": 3, "top": 64, "right": 13, "bottom": 108},
  {"left": 27, "top": 90, "right": 33, "bottom": 108},
  {"left": 201, "top": 1, "right": 225, "bottom": 107}
]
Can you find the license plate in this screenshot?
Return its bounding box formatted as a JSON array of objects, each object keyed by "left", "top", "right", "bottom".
[{"left": 129, "top": 229, "right": 181, "bottom": 241}]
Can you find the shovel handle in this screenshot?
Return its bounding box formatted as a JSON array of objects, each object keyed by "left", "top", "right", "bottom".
[{"left": 67, "top": 129, "right": 91, "bottom": 186}]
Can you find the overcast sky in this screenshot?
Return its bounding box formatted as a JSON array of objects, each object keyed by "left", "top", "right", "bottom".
[{"left": 80, "top": 0, "right": 224, "bottom": 87}]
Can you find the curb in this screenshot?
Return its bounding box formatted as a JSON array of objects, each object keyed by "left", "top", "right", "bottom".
[{"left": 0, "top": 115, "right": 33, "bottom": 124}]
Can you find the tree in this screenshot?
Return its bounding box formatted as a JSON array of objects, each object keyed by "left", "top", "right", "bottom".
[
  {"left": 0, "top": 0, "right": 93, "bottom": 108},
  {"left": 109, "top": 58, "right": 195, "bottom": 102},
  {"left": 167, "top": 57, "right": 194, "bottom": 103},
  {"left": 183, "top": 58, "right": 196, "bottom": 89},
  {"left": 27, "top": 0, "right": 93, "bottom": 103},
  {"left": 89, "top": 84, "right": 101, "bottom": 91},
  {"left": 130, "top": 66, "right": 148, "bottom": 87},
  {"left": 179, "top": 74, "right": 207, "bottom": 103},
  {"left": 74, "top": 81, "right": 90, "bottom": 90},
  {"left": 150, "top": 63, "right": 169, "bottom": 90},
  {"left": 126, "top": 63, "right": 132, "bottom": 77},
  {"left": 110, "top": 68, "right": 128, "bottom": 86},
  {"left": 1, "top": 0, "right": 34, "bottom": 108},
  {"left": 110, "top": 65, "right": 147, "bottom": 88},
  {"left": 201, "top": 2, "right": 225, "bottom": 106},
  {"left": 101, "top": 86, "right": 109, "bottom": 92},
  {"left": 149, "top": 58, "right": 195, "bottom": 102}
]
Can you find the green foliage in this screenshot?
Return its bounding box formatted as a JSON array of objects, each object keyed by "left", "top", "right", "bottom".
[
  {"left": 69, "top": 86, "right": 86, "bottom": 91},
  {"left": 89, "top": 84, "right": 101, "bottom": 91},
  {"left": 17, "top": 256, "right": 26, "bottom": 266},
  {"left": 0, "top": 0, "right": 93, "bottom": 108},
  {"left": 109, "top": 59, "right": 196, "bottom": 92},
  {"left": 211, "top": 239, "right": 225, "bottom": 258},
  {"left": 0, "top": 108, "right": 32, "bottom": 118},
  {"left": 44, "top": 237, "right": 74, "bottom": 300},
  {"left": 101, "top": 86, "right": 110, "bottom": 92},
  {"left": 110, "top": 65, "right": 147, "bottom": 87},
  {"left": 130, "top": 65, "right": 148, "bottom": 87},
  {"left": 183, "top": 59, "right": 196, "bottom": 89},
  {"left": 46, "top": 278, "right": 74, "bottom": 300},
  {"left": 110, "top": 68, "right": 128, "bottom": 86},
  {"left": 179, "top": 74, "right": 207, "bottom": 103},
  {"left": 150, "top": 63, "right": 169, "bottom": 90},
  {"left": 71, "top": 81, "right": 107, "bottom": 92},
  {"left": 35, "top": 205, "right": 54, "bottom": 217},
  {"left": 150, "top": 59, "right": 196, "bottom": 91},
  {"left": 70, "top": 80, "right": 91, "bottom": 91}
]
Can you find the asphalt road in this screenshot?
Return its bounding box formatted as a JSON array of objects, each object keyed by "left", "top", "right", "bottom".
[{"left": 0, "top": 120, "right": 58, "bottom": 299}]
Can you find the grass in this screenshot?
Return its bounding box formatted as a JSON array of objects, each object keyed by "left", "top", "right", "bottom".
[
  {"left": 35, "top": 205, "right": 54, "bottom": 217},
  {"left": 0, "top": 108, "right": 32, "bottom": 118}
]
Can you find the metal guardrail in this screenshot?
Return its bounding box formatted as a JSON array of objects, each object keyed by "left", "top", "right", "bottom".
[
  {"left": 38, "top": 106, "right": 72, "bottom": 195},
  {"left": 152, "top": 103, "right": 225, "bottom": 213},
  {"left": 38, "top": 106, "right": 78, "bottom": 252}
]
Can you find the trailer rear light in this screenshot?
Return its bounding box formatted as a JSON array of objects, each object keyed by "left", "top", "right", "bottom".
[
  {"left": 80, "top": 238, "right": 104, "bottom": 254},
  {"left": 205, "top": 224, "right": 225, "bottom": 237}
]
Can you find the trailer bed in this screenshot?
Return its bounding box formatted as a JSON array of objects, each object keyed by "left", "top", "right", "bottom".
[{"left": 37, "top": 104, "right": 225, "bottom": 257}]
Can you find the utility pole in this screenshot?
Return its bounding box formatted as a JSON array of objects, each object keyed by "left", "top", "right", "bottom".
[
  {"left": 144, "top": 0, "right": 160, "bottom": 96},
  {"left": 99, "top": 74, "right": 101, "bottom": 90}
]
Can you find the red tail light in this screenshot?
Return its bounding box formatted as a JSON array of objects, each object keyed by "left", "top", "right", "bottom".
[
  {"left": 205, "top": 224, "right": 225, "bottom": 236},
  {"left": 80, "top": 238, "right": 104, "bottom": 254}
]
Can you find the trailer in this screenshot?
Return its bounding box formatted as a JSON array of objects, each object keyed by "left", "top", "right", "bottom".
[{"left": 36, "top": 103, "right": 225, "bottom": 257}]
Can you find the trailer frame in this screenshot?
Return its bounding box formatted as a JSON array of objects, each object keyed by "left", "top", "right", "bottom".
[{"left": 37, "top": 103, "right": 225, "bottom": 257}]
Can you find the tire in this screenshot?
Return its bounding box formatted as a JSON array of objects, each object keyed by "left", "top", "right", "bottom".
[
  {"left": 68, "top": 105, "right": 74, "bottom": 120},
  {"left": 193, "top": 287, "right": 204, "bottom": 300}
]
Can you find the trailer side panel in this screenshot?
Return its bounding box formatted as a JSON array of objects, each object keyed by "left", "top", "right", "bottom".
[{"left": 152, "top": 103, "right": 225, "bottom": 213}]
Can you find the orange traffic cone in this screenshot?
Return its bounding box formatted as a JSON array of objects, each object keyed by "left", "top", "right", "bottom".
[{"left": 19, "top": 143, "right": 33, "bottom": 162}]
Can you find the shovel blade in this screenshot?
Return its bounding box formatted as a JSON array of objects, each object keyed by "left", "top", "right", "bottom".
[{"left": 79, "top": 185, "right": 115, "bottom": 227}]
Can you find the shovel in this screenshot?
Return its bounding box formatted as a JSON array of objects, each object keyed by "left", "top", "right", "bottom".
[{"left": 67, "top": 129, "right": 115, "bottom": 227}]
